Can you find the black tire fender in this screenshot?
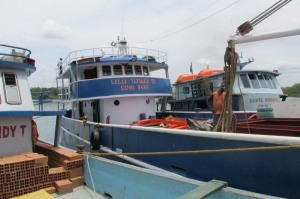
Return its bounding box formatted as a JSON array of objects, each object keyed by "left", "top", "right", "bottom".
[{"left": 90, "top": 127, "right": 100, "bottom": 150}]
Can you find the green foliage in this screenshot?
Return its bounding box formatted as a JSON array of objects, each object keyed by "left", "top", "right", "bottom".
[
  {"left": 30, "top": 87, "right": 58, "bottom": 99},
  {"left": 282, "top": 83, "right": 300, "bottom": 97}
]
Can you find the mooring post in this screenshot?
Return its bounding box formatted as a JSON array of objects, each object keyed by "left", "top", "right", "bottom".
[{"left": 54, "top": 115, "right": 62, "bottom": 147}]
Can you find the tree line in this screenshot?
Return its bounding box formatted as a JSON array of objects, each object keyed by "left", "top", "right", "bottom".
[
  {"left": 30, "top": 87, "right": 58, "bottom": 99},
  {"left": 281, "top": 83, "right": 300, "bottom": 97}
]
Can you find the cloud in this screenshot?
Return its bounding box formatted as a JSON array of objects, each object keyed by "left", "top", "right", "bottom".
[{"left": 41, "top": 19, "right": 73, "bottom": 40}]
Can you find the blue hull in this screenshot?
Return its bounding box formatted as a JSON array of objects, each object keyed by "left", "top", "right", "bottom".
[{"left": 61, "top": 117, "right": 300, "bottom": 199}]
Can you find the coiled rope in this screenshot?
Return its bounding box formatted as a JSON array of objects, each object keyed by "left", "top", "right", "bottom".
[{"left": 214, "top": 42, "right": 237, "bottom": 133}]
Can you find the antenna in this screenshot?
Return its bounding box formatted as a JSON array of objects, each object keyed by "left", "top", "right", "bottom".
[
  {"left": 122, "top": 1, "right": 124, "bottom": 39},
  {"left": 230, "top": 19, "right": 234, "bottom": 34}
]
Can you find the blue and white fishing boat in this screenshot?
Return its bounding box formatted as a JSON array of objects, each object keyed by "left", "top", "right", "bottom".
[
  {"left": 57, "top": 27, "right": 300, "bottom": 198},
  {"left": 0, "top": 44, "right": 279, "bottom": 199},
  {"left": 159, "top": 66, "right": 286, "bottom": 120}
]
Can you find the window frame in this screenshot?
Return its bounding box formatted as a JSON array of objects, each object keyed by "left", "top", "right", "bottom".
[
  {"left": 143, "top": 66, "right": 149, "bottom": 76},
  {"left": 257, "top": 74, "right": 268, "bottom": 88},
  {"left": 183, "top": 86, "right": 189, "bottom": 94},
  {"left": 124, "top": 65, "right": 134, "bottom": 75},
  {"left": 240, "top": 74, "right": 251, "bottom": 88},
  {"left": 134, "top": 65, "right": 142, "bottom": 75},
  {"left": 113, "top": 65, "right": 123, "bottom": 75},
  {"left": 248, "top": 73, "right": 261, "bottom": 89},
  {"left": 102, "top": 65, "right": 112, "bottom": 76},
  {"left": 269, "top": 75, "right": 277, "bottom": 89},
  {"left": 263, "top": 74, "right": 273, "bottom": 89},
  {"left": 2, "top": 72, "right": 22, "bottom": 105}
]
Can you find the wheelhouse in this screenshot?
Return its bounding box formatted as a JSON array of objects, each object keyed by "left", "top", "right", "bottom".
[{"left": 56, "top": 39, "right": 172, "bottom": 124}]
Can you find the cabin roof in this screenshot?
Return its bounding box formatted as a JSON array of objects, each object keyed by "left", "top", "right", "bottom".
[{"left": 173, "top": 69, "right": 281, "bottom": 85}]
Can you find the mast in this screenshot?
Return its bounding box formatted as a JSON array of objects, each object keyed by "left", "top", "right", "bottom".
[{"left": 230, "top": 27, "right": 300, "bottom": 45}]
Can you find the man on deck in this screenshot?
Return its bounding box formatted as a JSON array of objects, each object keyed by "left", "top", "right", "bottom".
[{"left": 206, "top": 84, "right": 226, "bottom": 130}]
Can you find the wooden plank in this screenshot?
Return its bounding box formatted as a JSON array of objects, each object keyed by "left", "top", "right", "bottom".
[{"left": 177, "top": 180, "right": 227, "bottom": 199}]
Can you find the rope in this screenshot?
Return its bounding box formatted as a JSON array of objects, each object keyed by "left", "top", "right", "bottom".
[
  {"left": 86, "top": 153, "right": 97, "bottom": 199},
  {"left": 82, "top": 116, "right": 88, "bottom": 146},
  {"left": 214, "top": 43, "right": 237, "bottom": 132},
  {"left": 78, "top": 145, "right": 300, "bottom": 156},
  {"left": 235, "top": 69, "right": 251, "bottom": 134}
]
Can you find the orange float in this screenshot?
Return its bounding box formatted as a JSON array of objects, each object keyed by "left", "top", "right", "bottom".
[
  {"left": 198, "top": 69, "right": 223, "bottom": 77},
  {"left": 32, "top": 120, "right": 38, "bottom": 144},
  {"left": 175, "top": 74, "right": 198, "bottom": 83},
  {"left": 137, "top": 119, "right": 187, "bottom": 129}
]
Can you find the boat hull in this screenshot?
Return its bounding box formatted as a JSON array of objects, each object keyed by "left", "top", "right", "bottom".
[{"left": 61, "top": 116, "right": 300, "bottom": 199}]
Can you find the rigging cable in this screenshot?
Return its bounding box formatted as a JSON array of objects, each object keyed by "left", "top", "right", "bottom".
[
  {"left": 129, "top": 0, "right": 241, "bottom": 45},
  {"left": 237, "top": 0, "right": 292, "bottom": 36},
  {"left": 150, "top": 0, "right": 221, "bottom": 40}
]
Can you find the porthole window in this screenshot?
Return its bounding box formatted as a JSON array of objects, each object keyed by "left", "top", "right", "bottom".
[
  {"left": 146, "top": 99, "right": 150, "bottom": 104},
  {"left": 114, "top": 100, "right": 120, "bottom": 106}
]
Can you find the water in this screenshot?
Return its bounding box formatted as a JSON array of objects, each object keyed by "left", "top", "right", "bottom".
[
  {"left": 34, "top": 102, "right": 70, "bottom": 143},
  {"left": 287, "top": 97, "right": 300, "bottom": 101}
]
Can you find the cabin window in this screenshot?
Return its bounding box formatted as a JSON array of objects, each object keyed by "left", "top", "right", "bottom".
[
  {"left": 2, "top": 73, "right": 21, "bottom": 104},
  {"left": 102, "top": 65, "right": 111, "bottom": 76},
  {"left": 248, "top": 74, "right": 260, "bottom": 89},
  {"left": 175, "top": 102, "right": 182, "bottom": 109},
  {"left": 257, "top": 74, "right": 268, "bottom": 88},
  {"left": 125, "top": 65, "right": 133, "bottom": 75},
  {"left": 143, "top": 66, "right": 149, "bottom": 76},
  {"left": 183, "top": 87, "right": 189, "bottom": 94},
  {"left": 113, "top": 65, "right": 123, "bottom": 75},
  {"left": 134, "top": 65, "right": 142, "bottom": 75},
  {"left": 269, "top": 76, "right": 277, "bottom": 89},
  {"left": 263, "top": 74, "right": 273, "bottom": 89},
  {"left": 240, "top": 74, "right": 251, "bottom": 88}
]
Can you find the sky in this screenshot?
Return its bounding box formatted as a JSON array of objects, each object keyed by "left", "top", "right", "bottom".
[{"left": 0, "top": 0, "right": 299, "bottom": 88}]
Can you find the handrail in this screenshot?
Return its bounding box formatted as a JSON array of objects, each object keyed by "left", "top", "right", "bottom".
[
  {"left": 0, "top": 44, "right": 31, "bottom": 57},
  {"left": 0, "top": 53, "right": 29, "bottom": 59},
  {"left": 58, "top": 46, "right": 168, "bottom": 77}
]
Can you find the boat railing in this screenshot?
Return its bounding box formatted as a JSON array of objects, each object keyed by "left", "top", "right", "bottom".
[
  {"left": 0, "top": 44, "right": 32, "bottom": 64},
  {"left": 57, "top": 47, "right": 168, "bottom": 77},
  {"left": 57, "top": 79, "right": 71, "bottom": 101}
]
